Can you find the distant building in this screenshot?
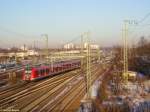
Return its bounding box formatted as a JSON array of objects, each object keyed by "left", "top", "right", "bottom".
[
  {"left": 27, "top": 50, "right": 39, "bottom": 56},
  {"left": 20, "top": 45, "right": 28, "bottom": 51},
  {"left": 64, "top": 43, "right": 74, "bottom": 49},
  {"left": 64, "top": 43, "right": 99, "bottom": 50},
  {"left": 90, "top": 44, "right": 99, "bottom": 49},
  {"left": 84, "top": 43, "right": 99, "bottom": 49}
]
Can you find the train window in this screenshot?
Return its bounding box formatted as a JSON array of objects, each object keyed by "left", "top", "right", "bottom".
[
  {"left": 46, "top": 69, "right": 49, "bottom": 74},
  {"left": 35, "top": 70, "right": 38, "bottom": 76},
  {"left": 40, "top": 69, "right": 43, "bottom": 75},
  {"left": 43, "top": 69, "right": 45, "bottom": 74}
]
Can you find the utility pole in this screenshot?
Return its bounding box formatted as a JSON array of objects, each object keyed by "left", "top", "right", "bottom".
[
  {"left": 97, "top": 47, "right": 100, "bottom": 62},
  {"left": 80, "top": 31, "right": 93, "bottom": 112},
  {"left": 121, "top": 29, "right": 124, "bottom": 63},
  {"left": 42, "top": 34, "right": 49, "bottom": 63},
  {"left": 33, "top": 40, "right": 36, "bottom": 64},
  {"left": 123, "top": 20, "right": 128, "bottom": 82},
  {"left": 23, "top": 44, "right": 26, "bottom": 60},
  {"left": 86, "top": 31, "right": 91, "bottom": 99},
  {"left": 51, "top": 57, "right": 54, "bottom": 71},
  {"left": 33, "top": 40, "right": 35, "bottom": 51},
  {"left": 122, "top": 20, "right": 138, "bottom": 82},
  {"left": 81, "top": 34, "right": 84, "bottom": 74}
]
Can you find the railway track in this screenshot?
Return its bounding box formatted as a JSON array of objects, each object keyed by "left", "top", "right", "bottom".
[
  {"left": 0, "top": 63, "right": 102, "bottom": 112},
  {"left": 0, "top": 67, "right": 82, "bottom": 96},
  {"left": 28, "top": 64, "right": 103, "bottom": 112},
  {"left": 62, "top": 66, "right": 112, "bottom": 112},
  {"left": 52, "top": 64, "right": 112, "bottom": 112},
  {"left": 24, "top": 77, "right": 83, "bottom": 112},
  {"left": 51, "top": 64, "right": 104, "bottom": 112},
  {"left": 17, "top": 64, "right": 97, "bottom": 112},
  {"left": 30, "top": 76, "right": 85, "bottom": 112},
  {"left": 0, "top": 62, "right": 91, "bottom": 109},
  {"left": 0, "top": 69, "right": 80, "bottom": 108},
  {"left": 16, "top": 76, "right": 76, "bottom": 111}
]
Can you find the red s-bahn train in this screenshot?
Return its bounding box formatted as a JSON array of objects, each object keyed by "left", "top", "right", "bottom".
[{"left": 22, "top": 59, "right": 81, "bottom": 81}]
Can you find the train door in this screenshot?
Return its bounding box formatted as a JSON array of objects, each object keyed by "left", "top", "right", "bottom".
[{"left": 46, "top": 68, "right": 49, "bottom": 76}]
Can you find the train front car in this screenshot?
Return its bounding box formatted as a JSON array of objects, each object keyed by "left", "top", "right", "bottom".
[{"left": 22, "top": 65, "right": 35, "bottom": 81}]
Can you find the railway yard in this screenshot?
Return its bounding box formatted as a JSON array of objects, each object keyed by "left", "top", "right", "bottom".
[
  {"left": 0, "top": 51, "right": 149, "bottom": 112},
  {"left": 0, "top": 57, "right": 111, "bottom": 112},
  {"left": 0, "top": 47, "right": 149, "bottom": 112},
  {"left": 1, "top": 1, "right": 150, "bottom": 111}
]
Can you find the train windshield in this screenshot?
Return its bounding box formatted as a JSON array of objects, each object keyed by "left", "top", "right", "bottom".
[
  {"left": 25, "top": 65, "right": 32, "bottom": 74},
  {"left": 0, "top": 64, "right": 6, "bottom": 69}
]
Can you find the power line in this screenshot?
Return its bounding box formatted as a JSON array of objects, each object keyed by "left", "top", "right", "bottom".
[
  {"left": 138, "top": 12, "right": 150, "bottom": 24},
  {"left": 125, "top": 12, "right": 150, "bottom": 38},
  {"left": 62, "top": 35, "right": 81, "bottom": 46},
  {"left": 0, "top": 26, "right": 37, "bottom": 39}
]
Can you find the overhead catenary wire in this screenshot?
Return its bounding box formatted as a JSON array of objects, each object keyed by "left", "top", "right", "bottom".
[
  {"left": 0, "top": 26, "right": 38, "bottom": 39},
  {"left": 62, "top": 35, "right": 81, "bottom": 46},
  {"left": 138, "top": 12, "right": 150, "bottom": 24},
  {"left": 62, "top": 31, "right": 95, "bottom": 48},
  {"left": 0, "top": 26, "right": 42, "bottom": 48},
  {"left": 121, "top": 12, "right": 150, "bottom": 82},
  {"left": 124, "top": 12, "right": 150, "bottom": 42}
]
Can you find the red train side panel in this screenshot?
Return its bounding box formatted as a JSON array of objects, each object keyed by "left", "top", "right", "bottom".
[{"left": 22, "top": 59, "right": 81, "bottom": 81}]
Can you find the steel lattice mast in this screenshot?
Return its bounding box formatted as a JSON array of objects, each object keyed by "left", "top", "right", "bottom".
[
  {"left": 123, "top": 21, "right": 129, "bottom": 82},
  {"left": 42, "top": 34, "right": 49, "bottom": 63},
  {"left": 80, "top": 34, "right": 84, "bottom": 74},
  {"left": 86, "top": 31, "right": 92, "bottom": 98}
]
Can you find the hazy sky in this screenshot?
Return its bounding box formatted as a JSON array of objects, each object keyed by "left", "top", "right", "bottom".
[{"left": 0, "top": 0, "right": 150, "bottom": 48}]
